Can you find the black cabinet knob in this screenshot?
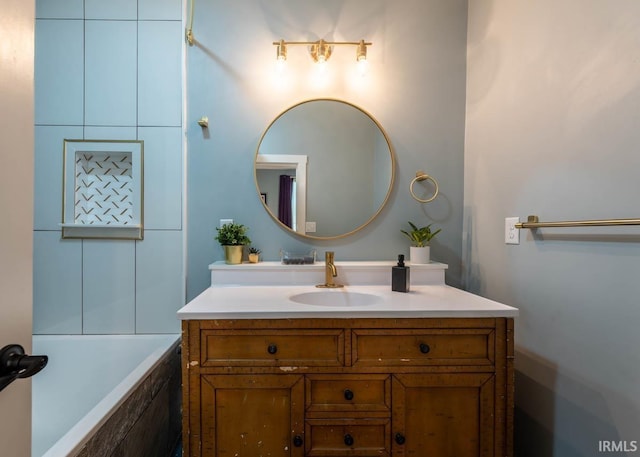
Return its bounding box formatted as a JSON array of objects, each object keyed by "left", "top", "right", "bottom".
[
  {"left": 344, "top": 434, "right": 354, "bottom": 446},
  {"left": 419, "top": 343, "right": 430, "bottom": 354},
  {"left": 343, "top": 389, "right": 354, "bottom": 401},
  {"left": 267, "top": 344, "right": 278, "bottom": 355},
  {"left": 293, "top": 435, "right": 303, "bottom": 447},
  {"left": 395, "top": 433, "right": 406, "bottom": 445}
]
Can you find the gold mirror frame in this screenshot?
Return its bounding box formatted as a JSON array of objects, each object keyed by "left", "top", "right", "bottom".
[{"left": 254, "top": 98, "right": 395, "bottom": 240}]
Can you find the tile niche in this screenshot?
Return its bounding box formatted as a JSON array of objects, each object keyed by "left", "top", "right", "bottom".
[{"left": 61, "top": 139, "right": 143, "bottom": 239}]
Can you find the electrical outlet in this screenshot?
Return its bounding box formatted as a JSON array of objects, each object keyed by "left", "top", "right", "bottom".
[
  {"left": 505, "top": 217, "right": 520, "bottom": 244},
  {"left": 305, "top": 221, "right": 317, "bottom": 233},
  {"left": 219, "top": 218, "right": 233, "bottom": 227}
]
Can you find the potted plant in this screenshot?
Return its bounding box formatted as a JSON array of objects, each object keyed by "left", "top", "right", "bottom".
[
  {"left": 401, "top": 221, "right": 441, "bottom": 264},
  {"left": 248, "top": 247, "right": 261, "bottom": 264},
  {"left": 215, "top": 222, "right": 251, "bottom": 264}
]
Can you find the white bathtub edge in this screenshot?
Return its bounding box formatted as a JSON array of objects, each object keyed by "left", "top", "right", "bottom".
[{"left": 41, "top": 334, "right": 180, "bottom": 457}]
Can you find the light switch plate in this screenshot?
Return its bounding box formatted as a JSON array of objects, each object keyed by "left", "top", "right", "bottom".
[
  {"left": 220, "top": 219, "right": 233, "bottom": 227},
  {"left": 505, "top": 217, "right": 520, "bottom": 244},
  {"left": 305, "top": 221, "right": 316, "bottom": 233}
]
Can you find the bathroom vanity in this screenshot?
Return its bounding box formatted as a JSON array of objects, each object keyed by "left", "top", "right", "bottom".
[{"left": 178, "top": 262, "right": 518, "bottom": 457}]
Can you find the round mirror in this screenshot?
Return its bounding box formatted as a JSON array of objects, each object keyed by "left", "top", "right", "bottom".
[{"left": 254, "top": 99, "right": 395, "bottom": 240}]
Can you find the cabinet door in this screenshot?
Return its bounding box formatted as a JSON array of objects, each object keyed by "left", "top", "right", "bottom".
[
  {"left": 392, "top": 373, "right": 495, "bottom": 457},
  {"left": 200, "top": 375, "right": 305, "bottom": 457}
]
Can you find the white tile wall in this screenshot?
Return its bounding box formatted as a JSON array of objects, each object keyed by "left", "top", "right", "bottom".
[
  {"left": 34, "top": 2, "right": 185, "bottom": 335},
  {"left": 85, "top": 0, "right": 137, "bottom": 20},
  {"left": 85, "top": 21, "right": 138, "bottom": 126},
  {"left": 138, "top": 127, "right": 183, "bottom": 230},
  {"left": 138, "top": 21, "right": 183, "bottom": 126},
  {"left": 139, "top": 0, "right": 182, "bottom": 20},
  {"left": 36, "top": 0, "right": 84, "bottom": 19},
  {"left": 135, "top": 231, "right": 184, "bottom": 333},
  {"left": 83, "top": 241, "right": 136, "bottom": 334},
  {"left": 35, "top": 19, "right": 84, "bottom": 125},
  {"left": 84, "top": 126, "right": 137, "bottom": 140},
  {"left": 33, "top": 232, "right": 83, "bottom": 334},
  {"left": 34, "top": 126, "right": 83, "bottom": 230}
]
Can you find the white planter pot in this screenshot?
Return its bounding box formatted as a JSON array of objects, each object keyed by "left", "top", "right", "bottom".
[{"left": 410, "top": 246, "right": 430, "bottom": 264}]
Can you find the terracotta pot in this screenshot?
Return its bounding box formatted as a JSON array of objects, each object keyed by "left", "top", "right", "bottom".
[
  {"left": 248, "top": 253, "right": 260, "bottom": 263},
  {"left": 223, "top": 245, "right": 243, "bottom": 264}
]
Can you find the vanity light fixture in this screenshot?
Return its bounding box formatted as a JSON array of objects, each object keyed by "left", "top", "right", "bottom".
[
  {"left": 310, "top": 39, "right": 332, "bottom": 63},
  {"left": 272, "top": 39, "right": 372, "bottom": 64},
  {"left": 355, "top": 39, "right": 368, "bottom": 75},
  {"left": 356, "top": 40, "right": 367, "bottom": 61},
  {"left": 276, "top": 39, "right": 287, "bottom": 61}
]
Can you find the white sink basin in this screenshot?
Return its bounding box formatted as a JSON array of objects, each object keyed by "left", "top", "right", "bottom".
[{"left": 289, "top": 289, "right": 382, "bottom": 307}]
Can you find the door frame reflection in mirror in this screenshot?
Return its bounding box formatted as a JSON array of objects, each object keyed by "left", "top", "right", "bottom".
[
  {"left": 255, "top": 154, "right": 307, "bottom": 232},
  {"left": 254, "top": 98, "right": 395, "bottom": 240}
]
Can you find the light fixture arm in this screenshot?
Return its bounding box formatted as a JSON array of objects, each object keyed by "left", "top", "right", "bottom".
[{"left": 272, "top": 39, "right": 372, "bottom": 62}]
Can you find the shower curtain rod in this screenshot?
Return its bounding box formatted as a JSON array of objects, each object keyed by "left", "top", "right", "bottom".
[{"left": 186, "top": 0, "right": 196, "bottom": 46}]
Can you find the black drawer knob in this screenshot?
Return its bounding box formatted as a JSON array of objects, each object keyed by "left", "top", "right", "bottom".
[
  {"left": 343, "top": 389, "right": 354, "bottom": 401},
  {"left": 419, "top": 343, "right": 430, "bottom": 354},
  {"left": 267, "top": 344, "right": 278, "bottom": 355},
  {"left": 395, "top": 433, "right": 406, "bottom": 445},
  {"left": 344, "top": 434, "right": 354, "bottom": 446},
  {"left": 293, "top": 435, "right": 303, "bottom": 447}
]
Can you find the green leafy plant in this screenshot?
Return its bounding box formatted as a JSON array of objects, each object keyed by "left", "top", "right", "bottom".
[
  {"left": 400, "top": 221, "right": 441, "bottom": 247},
  {"left": 215, "top": 222, "right": 251, "bottom": 246},
  {"left": 248, "top": 247, "right": 261, "bottom": 255}
]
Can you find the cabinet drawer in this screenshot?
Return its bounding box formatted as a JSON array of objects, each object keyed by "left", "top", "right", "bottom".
[
  {"left": 305, "top": 419, "right": 391, "bottom": 456},
  {"left": 306, "top": 374, "right": 390, "bottom": 414},
  {"left": 200, "top": 329, "right": 345, "bottom": 366},
  {"left": 352, "top": 329, "right": 494, "bottom": 366}
]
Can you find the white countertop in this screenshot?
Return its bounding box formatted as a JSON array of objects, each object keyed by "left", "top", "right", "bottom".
[{"left": 177, "top": 284, "right": 519, "bottom": 320}]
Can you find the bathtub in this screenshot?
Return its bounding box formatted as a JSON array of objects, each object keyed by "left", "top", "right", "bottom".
[{"left": 32, "top": 334, "right": 181, "bottom": 457}]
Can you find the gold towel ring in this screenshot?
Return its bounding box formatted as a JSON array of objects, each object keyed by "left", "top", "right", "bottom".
[{"left": 410, "top": 171, "right": 439, "bottom": 203}]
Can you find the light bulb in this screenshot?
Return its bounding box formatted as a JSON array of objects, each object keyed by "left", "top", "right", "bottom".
[
  {"left": 316, "top": 57, "right": 328, "bottom": 74},
  {"left": 357, "top": 57, "right": 368, "bottom": 76}
]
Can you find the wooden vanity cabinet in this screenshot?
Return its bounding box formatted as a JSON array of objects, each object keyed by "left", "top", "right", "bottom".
[{"left": 182, "top": 317, "right": 514, "bottom": 457}]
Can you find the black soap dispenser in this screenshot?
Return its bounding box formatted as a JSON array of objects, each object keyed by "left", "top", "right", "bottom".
[{"left": 392, "top": 254, "right": 410, "bottom": 293}]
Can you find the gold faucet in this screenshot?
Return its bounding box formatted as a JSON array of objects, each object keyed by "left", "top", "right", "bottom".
[{"left": 316, "top": 251, "right": 344, "bottom": 288}]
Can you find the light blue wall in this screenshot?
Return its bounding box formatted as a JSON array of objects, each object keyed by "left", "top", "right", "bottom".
[
  {"left": 33, "top": 0, "right": 185, "bottom": 334},
  {"left": 186, "top": 0, "right": 469, "bottom": 299},
  {"left": 465, "top": 1, "right": 640, "bottom": 455}
]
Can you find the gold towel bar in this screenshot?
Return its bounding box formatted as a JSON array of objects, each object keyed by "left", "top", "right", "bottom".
[{"left": 515, "top": 215, "right": 640, "bottom": 229}]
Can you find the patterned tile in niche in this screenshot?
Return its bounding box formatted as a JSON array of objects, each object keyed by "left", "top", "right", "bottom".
[{"left": 74, "top": 151, "right": 133, "bottom": 225}]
